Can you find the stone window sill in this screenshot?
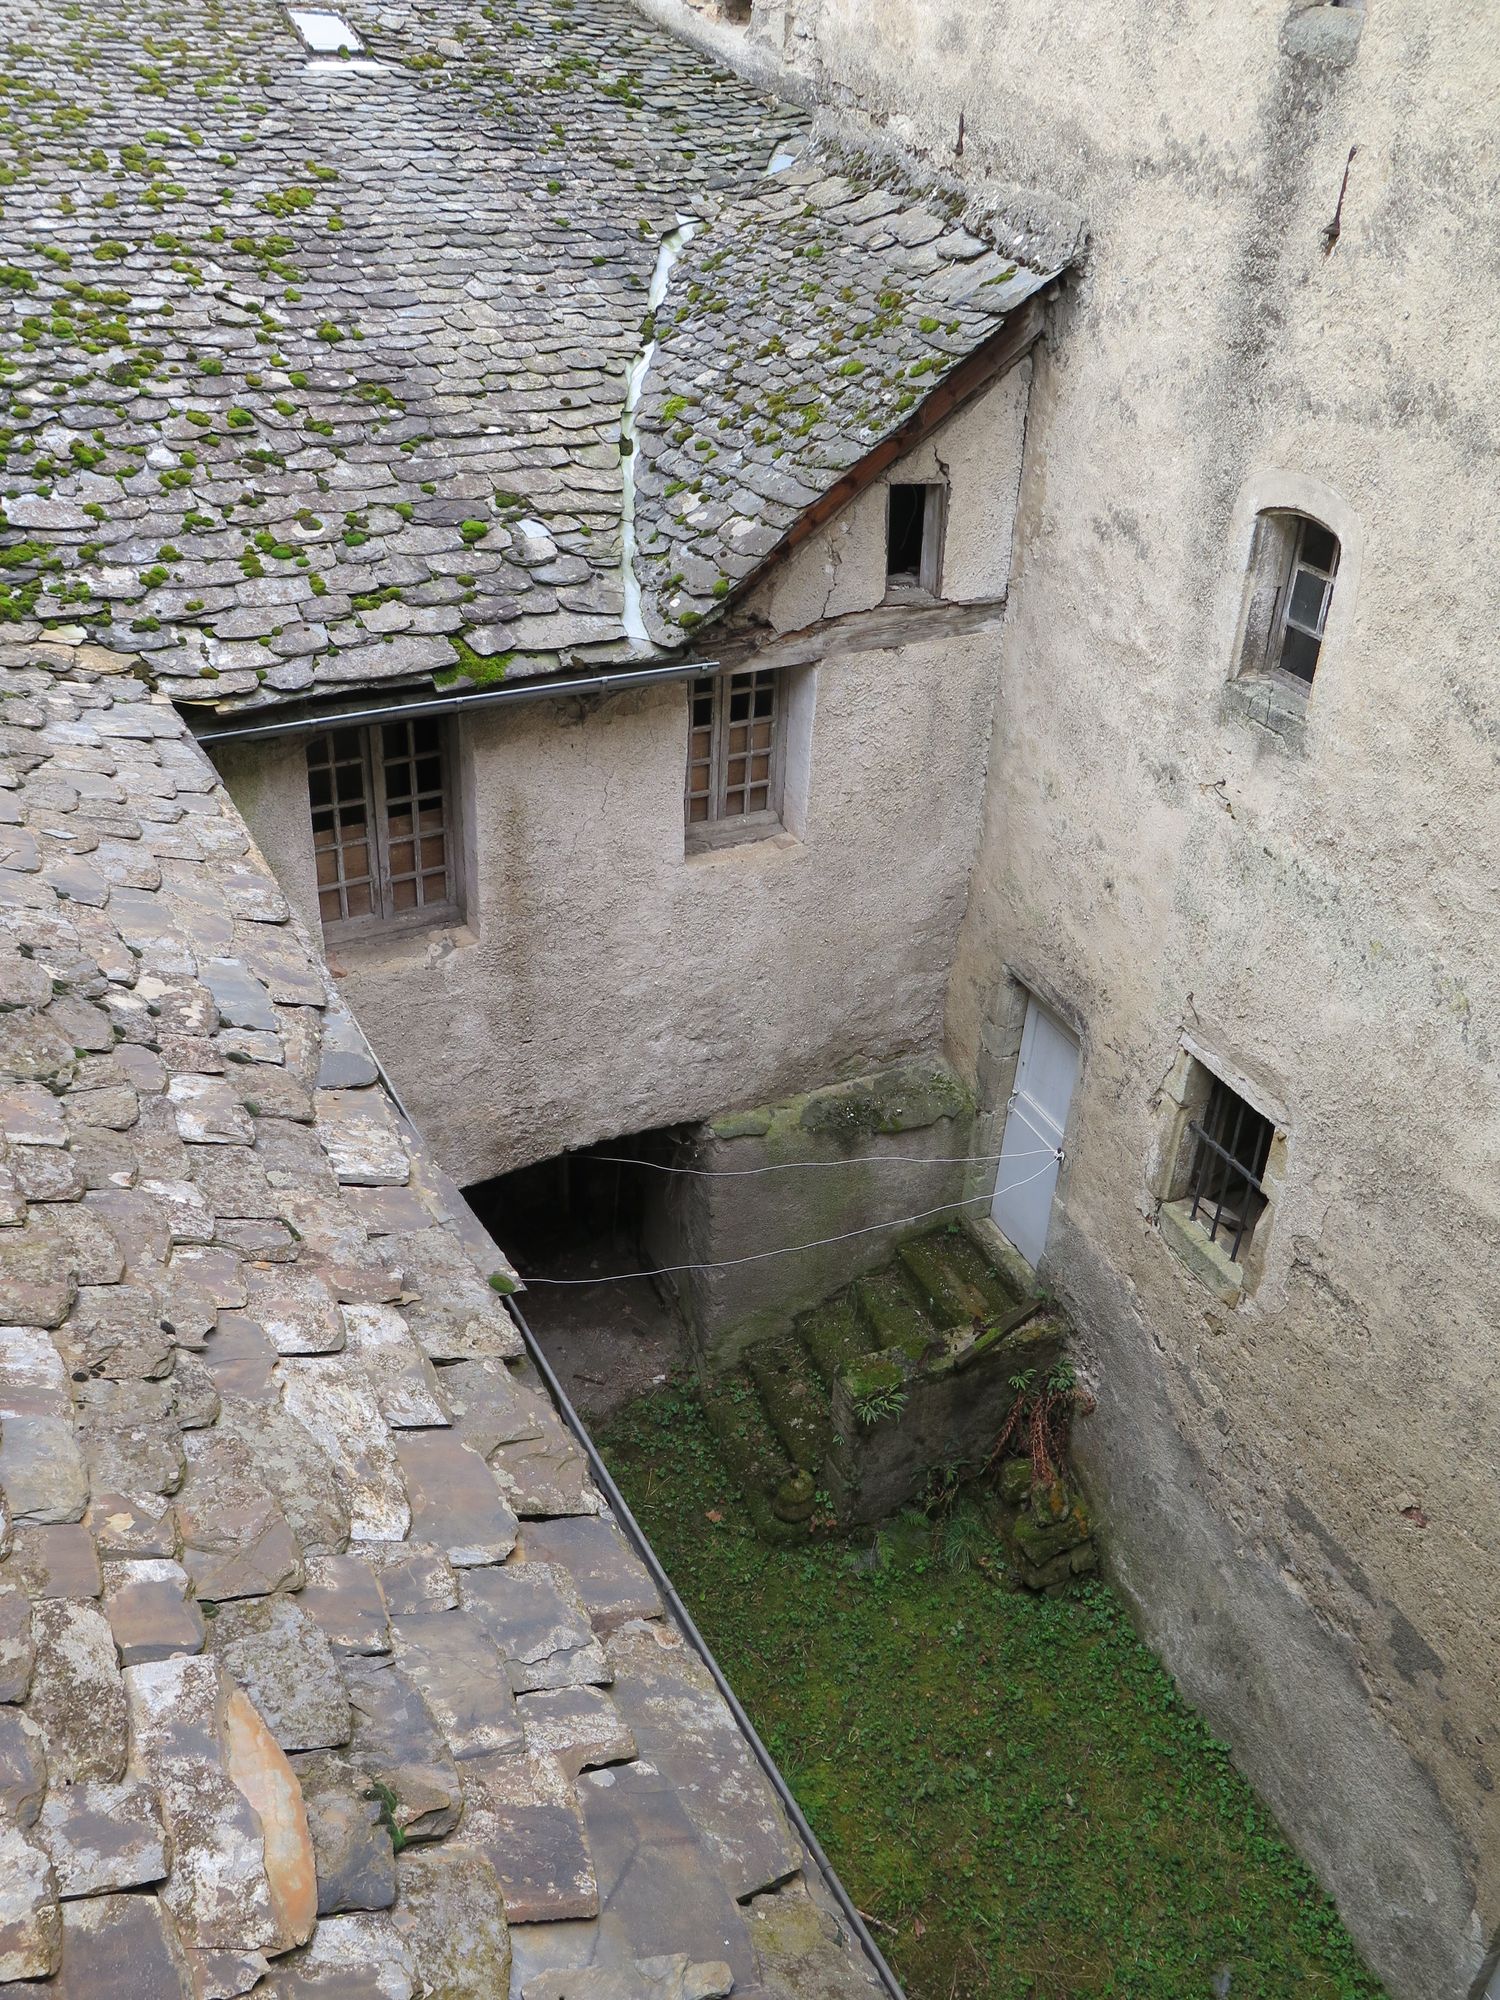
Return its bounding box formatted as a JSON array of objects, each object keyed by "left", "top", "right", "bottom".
[
  {"left": 1221, "top": 673, "right": 1310, "bottom": 748},
  {"left": 1158, "top": 1198, "right": 1252, "bottom": 1306},
  {"left": 326, "top": 919, "right": 477, "bottom": 976},
  {"left": 684, "top": 817, "right": 798, "bottom": 861}
]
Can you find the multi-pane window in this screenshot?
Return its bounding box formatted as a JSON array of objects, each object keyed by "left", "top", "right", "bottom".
[
  {"left": 307, "top": 718, "right": 458, "bottom": 934},
  {"left": 685, "top": 668, "right": 784, "bottom": 834},
  {"left": 1271, "top": 517, "right": 1339, "bottom": 684}
]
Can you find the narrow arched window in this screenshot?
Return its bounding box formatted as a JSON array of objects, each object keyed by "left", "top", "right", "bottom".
[{"left": 1238, "top": 511, "right": 1341, "bottom": 689}]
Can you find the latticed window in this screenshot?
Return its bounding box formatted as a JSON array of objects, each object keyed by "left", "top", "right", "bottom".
[
  {"left": 1236, "top": 510, "right": 1341, "bottom": 692},
  {"left": 1271, "top": 517, "right": 1339, "bottom": 684},
  {"left": 307, "top": 719, "right": 459, "bottom": 934},
  {"left": 685, "top": 668, "right": 784, "bottom": 834}
]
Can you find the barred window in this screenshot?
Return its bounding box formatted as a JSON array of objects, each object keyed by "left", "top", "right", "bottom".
[
  {"left": 685, "top": 668, "right": 784, "bottom": 835},
  {"left": 307, "top": 719, "right": 459, "bottom": 934},
  {"left": 1182, "top": 1076, "right": 1273, "bottom": 1265}
]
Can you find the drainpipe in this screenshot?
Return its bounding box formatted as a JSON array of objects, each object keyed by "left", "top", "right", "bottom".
[{"left": 189, "top": 655, "right": 724, "bottom": 745}]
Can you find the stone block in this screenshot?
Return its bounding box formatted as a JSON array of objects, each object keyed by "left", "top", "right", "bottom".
[
  {"left": 460, "top": 1561, "right": 609, "bottom": 1694},
  {"left": 276, "top": 1358, "right": 411, "bottom": 1544},
  {"left": 210, "top": 1595, "right": 351, "bottom": 1753},
  {"left": 516, "top": 1518, "right": 662, "bottom": 1637},
  {"left": 38, "top": 1775, "right": 168, "bottom": 1898},
  {"left": 301, "top": 1554, "right": 391, "bottom": 1658},
  {"left": 289, "top": 1749, "right": 397, "bottom": 1917},
  {"left": 606, "top": 1620, "right": 796, "bottom": 1900},
  {"left": 125, "top": 1653, "right": 281, "bottom": 1953},
  {"left": 515, "top": 1686, "right": 636, "bottom": 1779},
  {"left": 0, "top": 1706, "right": 47, "bottom": 1826},
  {"left": 391, "top": 1844, "right": 512, "bottom": 1996},
  {"left": 28, "top": 1598, "right": 127, "bottom": 1784},
  {"left": 460, "top": 1749, "right": 598, "bottom": 1923},
  {"left": 342, "top": 1658, "right": 463, "bottom": 1842},
  {"left": 391, "top": 1430, "right": 518, "bottom": 1567},
  {"left": 0, "top": 1824, "right": 60, "bottom": 1982}
]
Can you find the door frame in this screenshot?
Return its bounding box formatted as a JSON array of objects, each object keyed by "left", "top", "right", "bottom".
[{"left": 969, "top": 968, "right": 1086, "bottom": 1273}]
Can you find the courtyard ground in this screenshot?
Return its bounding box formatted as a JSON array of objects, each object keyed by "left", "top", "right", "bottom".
[{"left": 597, "top": 1383, "right": 1387, "bottom": 2000}]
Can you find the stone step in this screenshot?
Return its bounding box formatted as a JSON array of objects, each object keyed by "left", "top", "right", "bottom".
[
  {"left": 849, "top": 1268, "right": 935, "bottom": 1363},
  {"left": 700, "top": 1375, "right": 812, "bottom": 1544},
  {"left": 795, "top": 1293, "right": 874, "bottom": 1389},
  {"left": 897, "top": 1228, "right": 1025, "bottom": 1328},
  {"left": 744, "top": 1336, "right": 834, "bottom": 1474}
]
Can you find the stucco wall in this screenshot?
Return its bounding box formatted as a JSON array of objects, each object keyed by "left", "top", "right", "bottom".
[
  {"left": 216, "top": 377, "right": 1025, "bottom": 1190},
  {"left": 721, "top": 4, "right": 1500, "bottom": 1996}
]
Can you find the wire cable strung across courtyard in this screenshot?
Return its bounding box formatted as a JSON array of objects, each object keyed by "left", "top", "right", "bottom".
[
  {"left": 585, "top": 1142, "right": 1058, "bottom": 1178},
  {"left": 519, "top": 1156, "right": 1063, "bottom": 1285}
]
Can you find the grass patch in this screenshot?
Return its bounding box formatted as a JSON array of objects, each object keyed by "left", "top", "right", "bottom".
[{"left": 598, "top": 1385, "right": 1384, "bottom": 2000}]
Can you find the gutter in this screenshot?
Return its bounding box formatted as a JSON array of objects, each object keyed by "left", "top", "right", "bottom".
[
  {"left": 506, "top": 1290, "right": 910, "bottom": 2000},
  {"left": 364, "top": 1041, "right": 908, "bottom": 2000},
  {"left": 189, "top": 655, "right": 722, "bottom": 745}
]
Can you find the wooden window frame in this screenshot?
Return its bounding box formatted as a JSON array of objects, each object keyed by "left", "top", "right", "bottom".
[
  {"left": 684, "top": 667, "right": 787, "bottom": 848},
  {"left": 884, "top": 481, "right": 947, "bottom": 600},
  {"left": 308, "top": 719, "right": 462, "bottom": 939},
  {"left": 1234, "top": 510, "right": 1340, "bottom": 696},
  {"left": 1266, "top": 515, "right": 1339, "bottom": 685}
]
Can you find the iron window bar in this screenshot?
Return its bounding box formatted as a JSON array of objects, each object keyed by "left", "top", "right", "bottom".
[{"left": 1186, "top": 1085, "right": 1271, "bottom": 1263}]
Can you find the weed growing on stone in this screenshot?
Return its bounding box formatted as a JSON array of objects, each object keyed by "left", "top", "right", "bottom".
[{"left": 598, "top": 1384, "right": 1386, "bottom": 2000}]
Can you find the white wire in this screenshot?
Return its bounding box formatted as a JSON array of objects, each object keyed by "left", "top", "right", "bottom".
[
  {"left": 519, "top": 1155, "right": 1062, "bottom": 1287},
  {"left": 586, "top": 1147, "right": 1057, "bottom": 1179}
]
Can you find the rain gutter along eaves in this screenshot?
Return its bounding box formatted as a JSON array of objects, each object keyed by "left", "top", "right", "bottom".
[{"left": 189, "top": 655, "right": 722, "bottom": 745}]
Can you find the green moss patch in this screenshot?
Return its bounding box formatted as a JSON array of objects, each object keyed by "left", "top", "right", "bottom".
[{"left": 599, "top": 1386, "right": 1386, "bottom": 2000}]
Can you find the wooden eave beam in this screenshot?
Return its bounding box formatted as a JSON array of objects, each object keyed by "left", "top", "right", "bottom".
[{"left": 732, "top": 291, "right": 1051, "bottom": 602}]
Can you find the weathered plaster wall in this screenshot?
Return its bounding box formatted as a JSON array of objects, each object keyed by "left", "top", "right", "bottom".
[
  {"left": 637, "top": 1059, "right": 975, "bottom": 1371},
  {"left": 218, "top": 380, "right": 1023, "bottom": 1191},
  {"left": 724, "top": 4, "right": 1500, "bottom": 1995}
]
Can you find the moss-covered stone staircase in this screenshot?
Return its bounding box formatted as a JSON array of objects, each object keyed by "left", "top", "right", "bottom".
[{"left": 701, "top": 1226, "right": 1055, "bottom": 1541}]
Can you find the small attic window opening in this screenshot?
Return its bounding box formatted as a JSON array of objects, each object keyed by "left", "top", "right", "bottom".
[
  {"left": 287, "top": 8, "right": 364, "bottom": 53},
  {"left": 886, "top": 482, "right": 945, "bottom": 597}
]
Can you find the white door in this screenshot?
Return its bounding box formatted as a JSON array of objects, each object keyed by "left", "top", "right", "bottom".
[{"left": 991, "top": 997, "right": 1080, "bottom": 1268}]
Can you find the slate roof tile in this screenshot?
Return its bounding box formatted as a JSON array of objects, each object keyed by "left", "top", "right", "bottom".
[
  {"left": 0, "top": 1, "right": 1061, "bottom": 712},
  {"left": 0, "top": 641, "right": 879, "bottom": 1994}
]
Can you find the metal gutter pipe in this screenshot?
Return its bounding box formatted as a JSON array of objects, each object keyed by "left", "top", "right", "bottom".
[
  {"left": 189, "top": 655, "right": 722, "bottom": 745},
  {"left": 502, "top": 1289, "right": 909, "bottom": 2000}
]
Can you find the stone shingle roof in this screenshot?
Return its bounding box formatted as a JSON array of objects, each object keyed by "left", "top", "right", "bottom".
[
  {"left": 0, "top": 638, "right": 881, "bottom": 1997},
  {"left": 0, "top": 0, "right": 1058, "bottom": 713}
]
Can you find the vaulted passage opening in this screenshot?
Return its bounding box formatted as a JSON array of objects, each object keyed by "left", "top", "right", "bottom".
[{"left": 462, "top": 1130, "right": 692, "bottom": 1421}]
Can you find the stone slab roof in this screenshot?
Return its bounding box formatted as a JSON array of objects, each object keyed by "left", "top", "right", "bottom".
[
  {"left": 0, "top": 638, "right": 882, "bottom": 1999},
  {"left": 0, "top": 0, "right": 1058, "bottom": 712}
]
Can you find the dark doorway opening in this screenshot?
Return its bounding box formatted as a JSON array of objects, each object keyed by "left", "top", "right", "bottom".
[{"left": 463, "top": 1130, "right": 691, "bottom": 1423}]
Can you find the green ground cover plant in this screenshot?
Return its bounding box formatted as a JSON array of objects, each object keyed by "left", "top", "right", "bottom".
[{"left": 598, "top": 1385, "right": 1385, "bottom": 2000}]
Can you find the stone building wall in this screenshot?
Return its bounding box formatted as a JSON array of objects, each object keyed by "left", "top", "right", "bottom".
[
  {"left": 217, "top": 371, "right": 1029, "bottom": 1188},
  {"left": 686, "top": 4, "right": 1500, "bottom": 1997}
]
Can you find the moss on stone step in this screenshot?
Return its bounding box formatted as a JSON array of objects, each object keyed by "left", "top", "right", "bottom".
[
  {"left": 796, "top": 1292, "right": 874, "bottom": 1389},
  {"left": 961, "top": 1306, "right": 1066, "bottom": 1379},
  {"left": 851, "top": 1268, "right": 935, "bottom": 1362},
  {"left": 745, "top": 1335, "right": 834, "bottom": 1473},
  {"left": 700, "top": 1373, "right": 810, "bottom": 1544},
  {"left": 897, "top": 1229, "right": 1024, "bottom": 1328}
]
